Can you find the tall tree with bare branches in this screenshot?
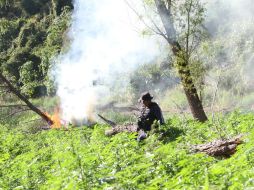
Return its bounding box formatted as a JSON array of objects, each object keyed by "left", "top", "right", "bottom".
[
  {"left": 126, "top": 0, "right": 208, "bottom": 122},
  {"left": 154, "top": 0, "right": 207, "bottom": 122}
]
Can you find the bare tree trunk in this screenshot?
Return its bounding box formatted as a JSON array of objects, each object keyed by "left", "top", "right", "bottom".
[
  {"left": 154, "top": 0, "right": 208, "bottom": 122},
  {"left": 0, "top": 73, "right": 53, "bottom": 125}
]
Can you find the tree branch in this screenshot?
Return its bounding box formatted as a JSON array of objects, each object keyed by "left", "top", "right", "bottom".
[
  {"left": 154, "top": 0, "right": 177, "bottom": 44},
  {"left": 0, "top": 104, "right": 28, "bottom": 108},
  {"left": 4, "top": 108, "right": 31, "bottom": 119},
  {"left": 186, "top": 0, "right": 193, "bottom": 63},
  {"left": 0, "top": 72, "right": 53, "bottom": 125},
  {"left": 124, "top": 0, "right": 169, "bottom": 41}
]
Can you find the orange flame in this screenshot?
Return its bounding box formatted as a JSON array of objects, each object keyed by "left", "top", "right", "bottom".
[{"left": 45, "top": 107, "right": 62, "bottom": 129}]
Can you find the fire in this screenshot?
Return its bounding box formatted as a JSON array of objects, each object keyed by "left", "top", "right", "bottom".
[
  {"left": 44, "top": 103, "right": 96, "bottom": 128},
  {"left": 45, "top": 107, "right": 63, "bottom": 129}
]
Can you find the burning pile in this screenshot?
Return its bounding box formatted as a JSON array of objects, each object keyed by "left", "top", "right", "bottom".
[
  {"left": 43, "top": 106, "right": 97, "bottom": 129},
  {"left": 45, "top": 108, "right": 62, "bottom": 129}
]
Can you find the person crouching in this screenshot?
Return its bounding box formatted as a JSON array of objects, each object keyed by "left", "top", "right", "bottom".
[{"left": 137, "top": 92, "right": 164, "bottom": 141}]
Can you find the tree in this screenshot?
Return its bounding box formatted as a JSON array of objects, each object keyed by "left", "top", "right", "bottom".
[
  {"left": 129, "top": 0, "right": 208, "bottom": 122},
  {"left": 154, "top": 0, "right": 208, "bottom": 122},
  {"left": 0, "top": 0, "right": 72, "bottom": 97}
]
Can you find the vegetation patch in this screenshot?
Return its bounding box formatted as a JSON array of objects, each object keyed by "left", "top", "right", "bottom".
[{"left": 1, "top": 113, "right": 254, "bottom": 189}]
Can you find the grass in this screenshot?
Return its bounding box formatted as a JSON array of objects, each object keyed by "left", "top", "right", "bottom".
[{"left": 1, "top": 111, "right": 254, "bottom": 189}]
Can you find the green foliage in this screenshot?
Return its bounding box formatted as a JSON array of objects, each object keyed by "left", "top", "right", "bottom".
[
  {"left": 1, "top": 112, "right": 254, "bottom": 189},
  {"left": 0, "top": 0, "right": 72, "bottom": 98},
  {"left": 0, "top": 18, "right": 21, "bottom": 51},
  {"left": 0, "top": 0, "right": 13, "bottom": 8}
]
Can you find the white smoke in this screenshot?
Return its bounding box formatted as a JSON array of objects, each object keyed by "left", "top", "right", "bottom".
[
  {"left": 204, "top": 0, "right": 254, "bottom": 34},
  {"left": 204, "top": 0, "right": 254, "bottom": 71},
  {"left": 54, "top": 0, "right": 162, "bottom": 124},
  {"left": 198, "top": 0, "right": 254, "bottom": 110}
]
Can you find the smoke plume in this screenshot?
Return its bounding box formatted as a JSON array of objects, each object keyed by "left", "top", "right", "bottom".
[
  {"left": 54, "top": 0, "right": 161, "bottom": 124},
  {"left": 204, "top": 0, "right": 254, "bottom": 75},
  {"left": 200, "top": 0, "right": 254, "bottom": 109}
]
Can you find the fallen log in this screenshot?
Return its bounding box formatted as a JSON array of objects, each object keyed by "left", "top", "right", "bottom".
[
  {"left": 0, "top": 73, "right": 53, "bottom": 125},
  {"left": 105, "top": 124, "right": 138, "bottom": 136},
  {"left": 192, "top": 135, "right": 243, "bottom": 157},
  {"left": 97, "top": 114, "right": 138, "bottom": 136}
]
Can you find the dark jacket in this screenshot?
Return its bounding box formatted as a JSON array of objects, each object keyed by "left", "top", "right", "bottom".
[{"left": 138, "top": 102, "right": 164, "bottom": 131}]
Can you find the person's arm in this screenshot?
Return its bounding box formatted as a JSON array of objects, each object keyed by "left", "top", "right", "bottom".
[
  {"left": 138, "top": 107, "right": 152, "bottom": 131},
  {"left": 153, "top": 105, "right": 165, "bottom": 124},
  {"left": 139, "top": 106, "right": 151, "bottom": 121}
]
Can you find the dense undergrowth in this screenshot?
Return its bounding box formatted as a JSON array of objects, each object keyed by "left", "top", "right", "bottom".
[{"left": 1, "top": 112, "right": 254, "bottom": 189}]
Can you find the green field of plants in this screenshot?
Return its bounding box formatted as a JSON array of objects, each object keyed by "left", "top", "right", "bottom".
[
  {"left": 1, "top": 112, "right": 254, "bottom": 189},
  {"left": 1, "top": 0, "right": 254, "bottom": 189}
]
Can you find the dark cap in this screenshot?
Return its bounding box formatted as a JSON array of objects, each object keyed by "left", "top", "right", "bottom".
[{"left": 140, "top": 92, "right": 153, "bottom": 101}]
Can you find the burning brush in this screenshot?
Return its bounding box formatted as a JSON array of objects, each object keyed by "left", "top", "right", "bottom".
[
  {"left": 43, "top": 106, "right": 97, "bottom": 129},
  {"left": 44, "top": 107, "right": 64, "bottom": 129}
]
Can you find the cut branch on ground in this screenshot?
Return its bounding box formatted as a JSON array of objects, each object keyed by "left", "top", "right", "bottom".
[{"left": 193, "top": 135, "right": 243, "bottom": 157}]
